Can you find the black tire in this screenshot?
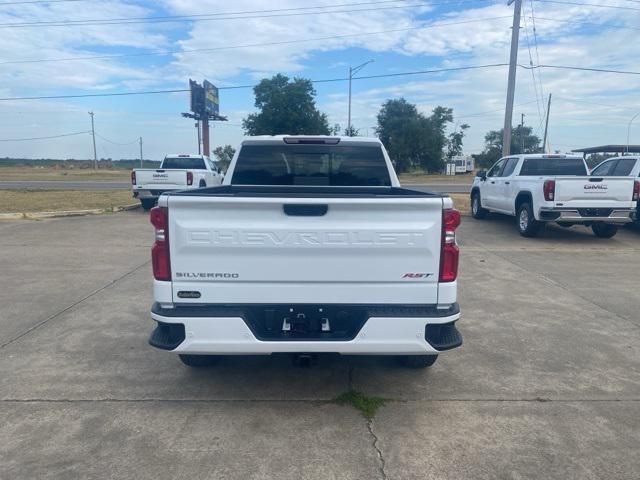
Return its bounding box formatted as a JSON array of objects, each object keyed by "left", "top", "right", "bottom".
[
  {"left": 140, "top": 198, "right": 155, "bottom": 211},
  {"left": 591, "top": 223, "right": 618, "bottom": 238},
  {"left": 199, "top": 180, "right": 206, "bottom": 188},
  {"left": 471, "top": 191, "right": 488, "bottom": 219},
  {"left": 517, "top": 202, "right": 542, "bottom": 237},
  {"left": 397, "top": 354, "right": 438, "bottom": 369},
  {"left": 178, "top": 354, "right": 219, "bottom": 368}
]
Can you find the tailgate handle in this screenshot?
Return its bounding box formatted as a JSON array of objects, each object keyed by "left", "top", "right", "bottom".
[
  {"left": 283, "top": 204, "right": 328, "bottom": 216},
  {"left": 156, "top": 169, "right": 165, "bottom": 173},
  {"left": 589, "top": 177, "right": 603, "bottom": 182}
]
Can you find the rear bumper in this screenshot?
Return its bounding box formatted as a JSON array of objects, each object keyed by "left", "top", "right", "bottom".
[
  {"left": 132, "top": 186, "right": 186, "bottom": 199},
  {"left": 539, "top": 207, "right": 635, "bottom": 223},
  {"left": 149, "top": 303, "right": 461, "bottom": 355}
]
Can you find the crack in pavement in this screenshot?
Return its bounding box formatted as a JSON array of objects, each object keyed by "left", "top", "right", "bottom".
[
  {"left": 367, "top": 419, "right": 388, "bottom": 480},
  {"left": 0, "top": 260, "right": 150, "bottom": 350},
  {"left": 1, "top": 398, "right": 639, "bottom": 404}
]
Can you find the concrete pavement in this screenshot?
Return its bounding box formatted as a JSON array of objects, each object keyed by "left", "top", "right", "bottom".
[{"left": 1, "top": 211, "right": 639, "bottom": 479}]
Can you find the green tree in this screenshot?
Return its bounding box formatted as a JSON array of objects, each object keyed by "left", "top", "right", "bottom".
[
  {"left": 243, "top": 74, "right": 330, "bottom": 135},
  {"left": 212, "top": 145, "right": 236, "bottom": 172},
  {"left": 446, "top": 124, "right": 470, "bottom": 161},
  {"left": 473, "top": 127, "right": 542, "bottom": 168},
  {"left": 343, "top": 125, "right": 359, "bottom": 137},
  {"left": 375, "top": 99, "right": 454, "bottom": 173}
]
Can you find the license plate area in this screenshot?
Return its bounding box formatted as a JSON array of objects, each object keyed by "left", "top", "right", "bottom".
[
  {"left": 244, "top": 305, "right": 368, "bottom": 341},
  {"left": 578, "top": 208, "right": 612, "bottom": 217}
]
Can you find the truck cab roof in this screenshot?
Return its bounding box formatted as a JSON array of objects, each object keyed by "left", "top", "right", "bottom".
[
  {"left": 165, "top": 154, "right": 211, "bottom": 160},
  {"left": 240, "top": 135, "right": 382, "bottom": 145}
]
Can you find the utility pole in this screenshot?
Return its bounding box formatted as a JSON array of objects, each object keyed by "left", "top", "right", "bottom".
[
  {"left": 195, "top": 121, "right": 201, "bottom": 154},
  {"left": 502, "top": 0, "right": 522, "bottom": 156},
  {"left": 627, "top": 112, "right": 640, "bottom": 154},
  {"left": 542, "top": 93, "right": 552, "bottom": 153},
  {"left": 88, "top": 111, "right": 97, "bottom": 170},
  {"left": 202, "top": 117, "right": 210, "bottom": 157},
  {"left": 139, "top": 137, "right": 143, "bottom": 168},
  {"left": 347, "top": 59, "right": 374, "bottom": 134},
  {"left": 519, "top": 113, "right": 525, "bottom": 152}
]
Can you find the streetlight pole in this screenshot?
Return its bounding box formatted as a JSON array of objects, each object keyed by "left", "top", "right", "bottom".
[
  {"left": 348, "top": 59, "right": 374, "bottom": 134},
  {"left": 627, "top": 112, "right": 640, "bottom": 154}
]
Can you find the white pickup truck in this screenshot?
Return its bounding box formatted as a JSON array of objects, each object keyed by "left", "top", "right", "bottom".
[
  {"left": 131, "top": 154, "right": 223, "bottom": 210},
  {"left": 147, "top": 136, "right": 462, "bottom": 369},
  {"left": 591, "top": 155, "right": 640, "bottom": 225},
  {"left": 471, "top": 154, "right": 638, "bottom": 238}
]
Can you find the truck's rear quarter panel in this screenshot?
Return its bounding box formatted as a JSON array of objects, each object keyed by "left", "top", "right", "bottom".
[{"left": 167, "top": 192, "right": 444, "bottom": 305}]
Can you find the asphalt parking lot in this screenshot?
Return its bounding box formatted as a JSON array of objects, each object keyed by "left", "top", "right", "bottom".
[{"left": 1, "top": 210, "right": 639, "bottom": 479}]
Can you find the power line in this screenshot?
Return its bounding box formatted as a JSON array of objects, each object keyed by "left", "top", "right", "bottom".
[
  {"left": 94, "top": 132, "right": 139, "bottom": 145},
  {"left": 521, "top": 9, "right": 544, "bottom": 133},
  {"left": 535, "top": 0, "right": 640, "bottom": 11},
  {"left": 530, "top": 15, "right": 640, "bottom": 31},
  {"left": 553, "top": 95, "right": 640, "bottom": 110},
  {"left": 0, "top": 63, "right": 510, "bottom": 101},
  {"left": 0, "top": 130, "right": 89, "bottom": 141},
  {"left": 0, "top": 0, "right": 419, "bottom": 23},
  {"left": 0, "top": 16, "right": 512, "bottom": 65},
  {"left": 0, "top": 1, "right": 457, "bottom": 28},
  {"left": 2, "top": 63, "right": 639, "bottom": 102},
  {"left": 528, "top": 0, "right": 546, "bottom": 121},
  {"left": 527, "top": 64, "right": 640, "bottom": 75},
  {"left": 0, "top": 0, "right": 86, "bottom": 5}
]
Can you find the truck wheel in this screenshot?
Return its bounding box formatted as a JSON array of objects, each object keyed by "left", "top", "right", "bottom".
[
  {"left": 591, "top": 223, "right": 618, "bottom": 238},
  {"left": 178, "top": 354, "right": 219, "bottom": 367},
  {"left": 140, "top": 198, "right": 155, "bottom": 211},
  {"left": 397, "top": 355, "right": 438, "bottom": 368},
  {"left": 199, "top": 180, "right": 206, "bottom": 188},
  {"left": 517, "top": 202, "right": 542, "bottom": 237},
  {"left": 471, "top": 192, "right": 488, "bottom": 219}
]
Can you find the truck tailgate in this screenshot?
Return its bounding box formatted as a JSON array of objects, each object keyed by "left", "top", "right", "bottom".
[
  {"left": 167, "top": 194, "right": 444, "bottom": 305},
  {"left": 136, "top": 169, "right": 187, "bottom": 188},
  {"left": 554, "top": 177, "right": 635, "bottom": 207}
]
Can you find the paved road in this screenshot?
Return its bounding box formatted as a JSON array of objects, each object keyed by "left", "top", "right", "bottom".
[
  {"left": 1, "top": 211, "right": 638, "bottom": 479},
  {"left": 0, "top": 180, "right": 472, "bottom": 193},
  {"left": 0, "top": 180, "right": 131, "bottom": 190}
]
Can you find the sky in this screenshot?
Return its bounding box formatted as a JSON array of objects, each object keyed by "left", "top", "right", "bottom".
[{"left": 0, "top": 0, "right": 639, "bottom": 160}]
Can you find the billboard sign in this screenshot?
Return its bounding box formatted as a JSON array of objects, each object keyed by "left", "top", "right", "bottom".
[
  {"left": 189, "top": 79, "right": 204, "bottom": 114},
  {"left": 203, "top": 80, "right": 219, "bottom": 116}
]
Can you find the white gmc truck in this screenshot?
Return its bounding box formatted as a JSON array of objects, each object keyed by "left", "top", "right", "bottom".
[
  {"left": 131, "top": 154, "right": 224, "bottom": 210},
  {"left": 471, "top": 154, "right": 638, "bottom": 237},
  {"left": 147, "top": 136, "right": 462, "bottom": 368}
]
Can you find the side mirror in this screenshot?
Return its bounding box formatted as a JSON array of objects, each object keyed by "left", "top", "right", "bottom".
[{"left": 476, "top": 170, "right": 487, "bottom": 181}]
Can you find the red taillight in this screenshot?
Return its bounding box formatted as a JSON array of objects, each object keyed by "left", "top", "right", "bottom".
[
  {"left": 187, "top": 171, "right": 193, "bottom": 186},
  {"left": 543, "top": 179, "right": 555, "bottom": 201},
  {"left": 131, "top": 170, "right": 136, "bottom": 185},
  {"left": 150, "top": 207, "right": 170, "bottom": 281},
  {"left": 633, "top": 180, "right": 640, "bottom": 201},
  {"left": 439, "top": 208, "right": 461, "bottom": 283}
]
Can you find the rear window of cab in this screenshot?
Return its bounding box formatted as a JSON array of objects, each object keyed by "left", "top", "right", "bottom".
[{"left": 519, "top": 158, "right": 587, "bottom": 176}]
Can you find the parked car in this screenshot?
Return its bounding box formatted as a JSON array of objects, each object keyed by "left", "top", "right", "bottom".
[
  {"left": 131, "top": 154, "right": 223, "bottom": 210},
  {"left": 590, "top": 156, "right": 640, "bottom": 225},
  {"left": 470, "top": 154, "right": 639, "bottom": 238},
  {"left": 147, "top": 136, "right": 462, "bottom": 369}
]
